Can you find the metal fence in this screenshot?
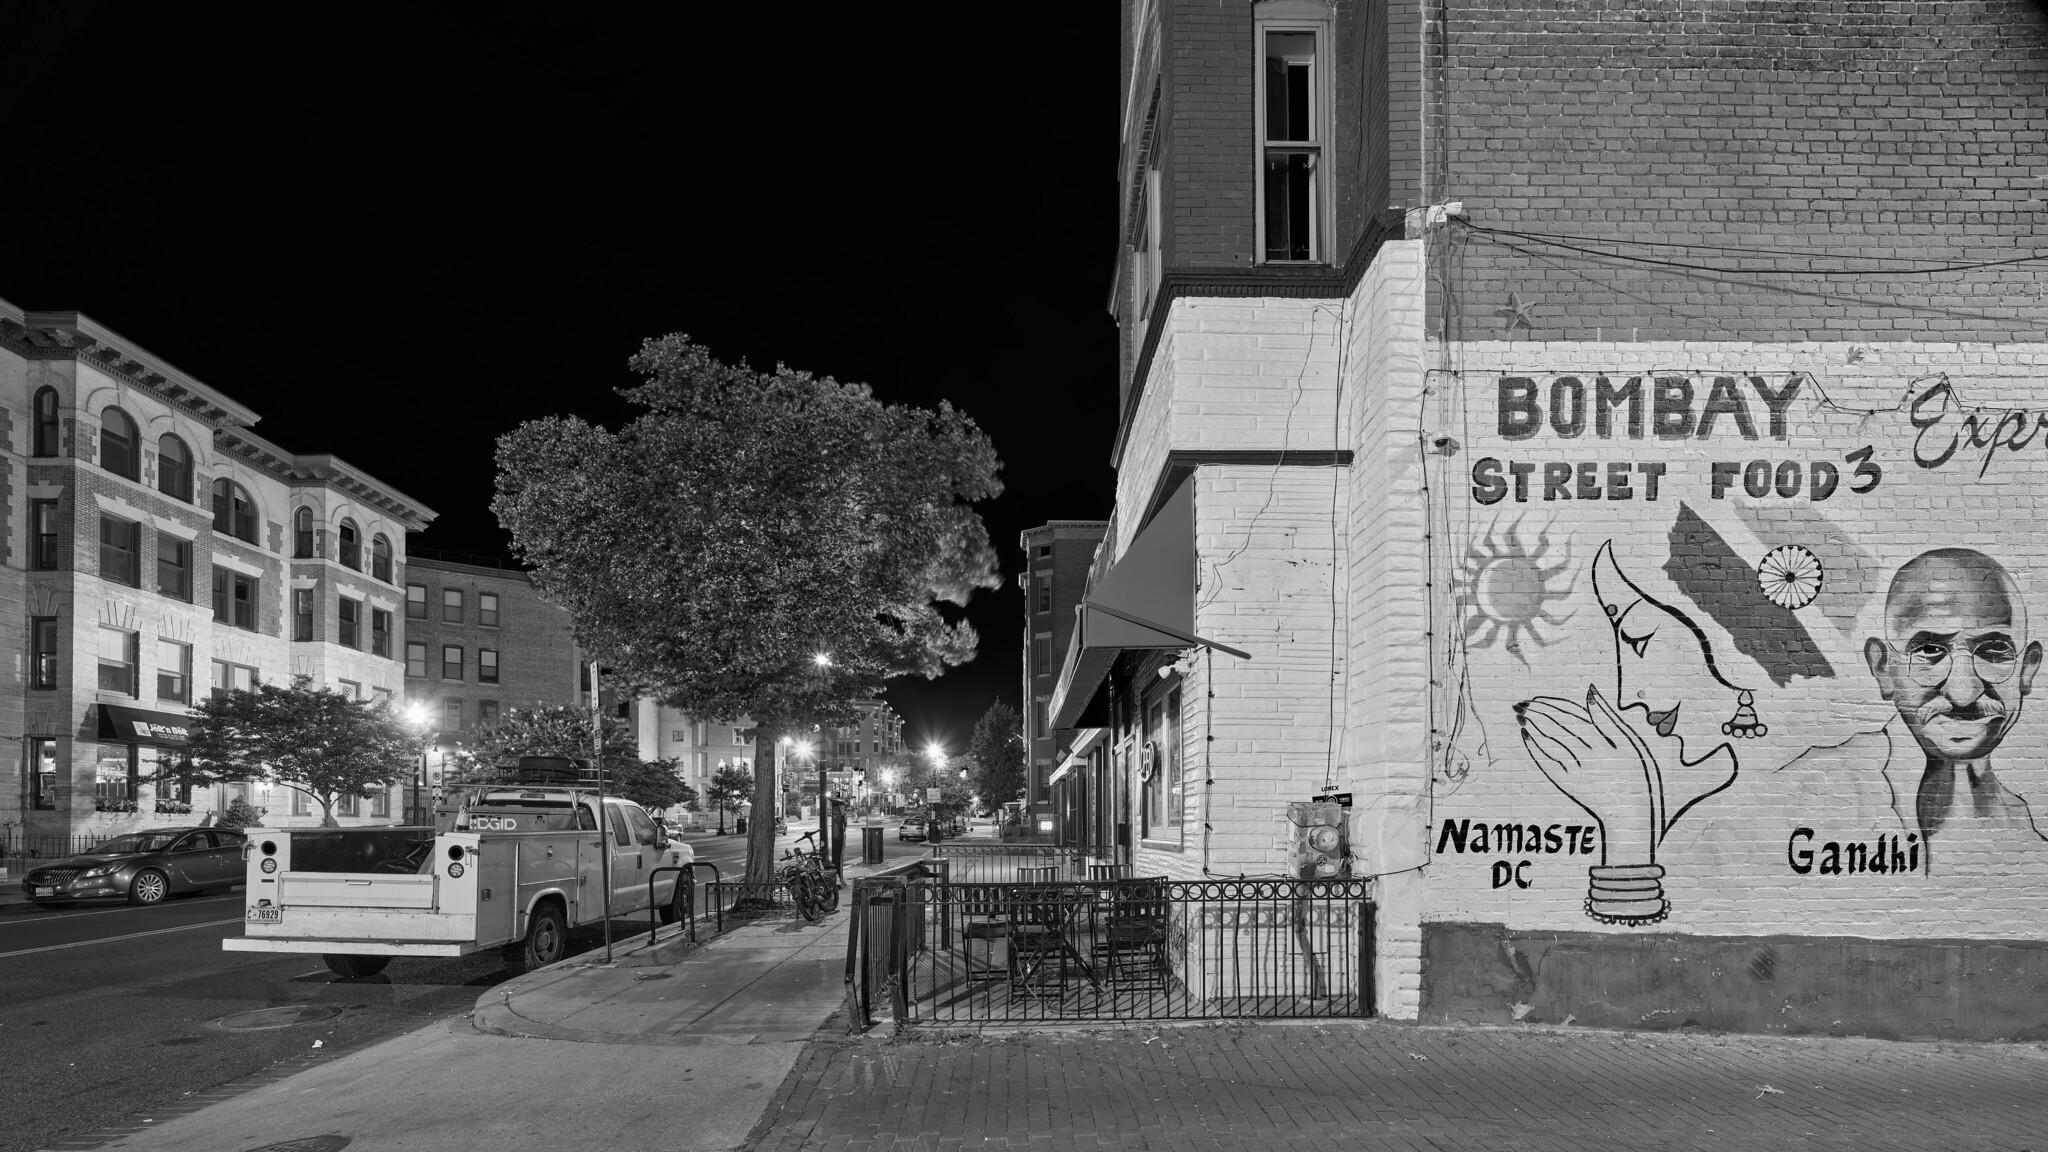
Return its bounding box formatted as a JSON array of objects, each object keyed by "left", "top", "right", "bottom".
[
  {"left": 845, "top": 873, "right": 1374, "bottom": 1030},
  {"left": 918, "top": 843, "right": 1093, "bottom": 884},
  {"left": 4, "top": 834, "right": 111, "bottom": 861}
]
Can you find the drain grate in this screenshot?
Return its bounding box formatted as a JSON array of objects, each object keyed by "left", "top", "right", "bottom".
[{"left": 214, "top": 1005, "right": 345, "bottom": 1032}]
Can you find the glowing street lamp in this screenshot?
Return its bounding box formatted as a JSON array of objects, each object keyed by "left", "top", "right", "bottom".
[{"left": 403, "top": 701, "right": 433, "bottom": 825}]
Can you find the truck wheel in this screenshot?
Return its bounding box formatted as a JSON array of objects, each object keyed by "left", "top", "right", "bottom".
[
  {"left": 507, "top": 902, "right": 568, "bottom": 971},
  {"left": 323, "top": 953, "right": 391, "bottom": 979}
]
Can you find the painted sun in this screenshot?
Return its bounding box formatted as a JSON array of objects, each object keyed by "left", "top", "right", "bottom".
[{"left": 1459, "top": 518, "right": 1577, "bottom": 663}]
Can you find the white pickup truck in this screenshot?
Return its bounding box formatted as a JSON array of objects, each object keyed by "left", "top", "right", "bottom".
[{"left": 223, "top": 786, "right": 693, "bottom": 977}]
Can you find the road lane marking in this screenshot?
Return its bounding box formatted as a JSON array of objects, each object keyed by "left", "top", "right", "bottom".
[
  {"left": 0, "top": 917, "right": 243, "bottom": 960},
  {"left": 6, "top": 894, "right": 239, "bottom": 921}
]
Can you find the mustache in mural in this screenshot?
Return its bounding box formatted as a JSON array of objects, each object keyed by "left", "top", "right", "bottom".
[{"left": 1915, "top": 695, "right": 2011, "bottom": 729}]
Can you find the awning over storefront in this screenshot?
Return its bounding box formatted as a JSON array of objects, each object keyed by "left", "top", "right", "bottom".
[
  {"left": 1047, "top": 727, "right": 1106, "bottom": 788},
  {"left": 98, "top": 704, "right": 194, "bottom": 746},
  {"left": 1048, "top": 483, "right": 1250, "bottom": 731}
]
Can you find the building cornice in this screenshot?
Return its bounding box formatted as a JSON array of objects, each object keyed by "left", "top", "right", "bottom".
[
  {"left": 1112, "top": 210, "right": 1405, "bottom": 469},
  {"left": 0, "top": 315, "right": 261, "bottom": 427},
  {"left": 216, "top": 429, "right": 439, "bottom": 531}
]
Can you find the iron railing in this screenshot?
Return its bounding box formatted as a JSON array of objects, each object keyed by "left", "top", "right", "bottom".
[
  {"left": 849, "top": 874, "right": 1374, "bottom": 1029},
  {"left": 4, "top": 833, "right": 123, "bottom": 861},
  {"left": 918, "top": 843, "right": 1093, "bottom": 884}
]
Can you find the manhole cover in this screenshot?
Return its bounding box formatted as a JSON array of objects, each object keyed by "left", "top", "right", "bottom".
[
  {"left": 214, "top": 1005, "right": 345, "bottom": 1032},
  {"left": 634, "top": 972, "right": 673, "bottom": 981},
  {"left": 239, "top": 1137, "right": 350, "bottom": 1152}
]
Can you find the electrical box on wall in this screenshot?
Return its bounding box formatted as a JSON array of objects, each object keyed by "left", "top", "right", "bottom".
[{"left": 1287, "top": 800, "right": 1350, "bottom": 879}]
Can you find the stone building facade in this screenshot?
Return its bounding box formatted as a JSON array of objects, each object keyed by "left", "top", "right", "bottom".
[
  {"left": 0, "top": 301, "right": 434, "bottom": 847},
  {"left": 1059, "top": 0, "right": 2048, "bottom": 1038}
]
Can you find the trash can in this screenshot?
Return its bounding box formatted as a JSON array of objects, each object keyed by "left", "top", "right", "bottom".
[{"left": 862, "top": 824, "right": 885, "bottom": 865}]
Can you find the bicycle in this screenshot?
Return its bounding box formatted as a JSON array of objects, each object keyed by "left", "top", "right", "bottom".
[{"left": 778, "top": 829, "right": 843, "bottom": 921}]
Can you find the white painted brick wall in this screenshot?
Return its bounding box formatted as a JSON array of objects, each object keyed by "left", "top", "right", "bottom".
[{"left": 1430, "top": 340, "right": 2048, "bottom": 943}]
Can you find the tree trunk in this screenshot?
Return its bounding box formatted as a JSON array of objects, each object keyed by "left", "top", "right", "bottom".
[
  {"left": 745, "top": 729, "right": 780, "bottom": 886},
  {"left": 320, "top": 796, "right": 339, "bottom": 828}
]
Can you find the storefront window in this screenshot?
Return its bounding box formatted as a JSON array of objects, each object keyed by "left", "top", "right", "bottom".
[{"left": 30, "top": 738, "right": 58, "bottom": 809}]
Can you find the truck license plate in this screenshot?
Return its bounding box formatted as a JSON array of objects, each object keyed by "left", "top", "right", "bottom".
[{"left": 246, "top": 907, "right": 282, "bottom": 923}]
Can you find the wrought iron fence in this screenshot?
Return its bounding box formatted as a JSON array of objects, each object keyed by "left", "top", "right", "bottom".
[
  {"left": 917, "top": 843, "right": 1093, "bottom": 884},
  {"left": 847, "top": 874, "right": 1373, "bottom": 1029},
  {"left": 4, "top": 833, "right": 114, "bottom": 861}
]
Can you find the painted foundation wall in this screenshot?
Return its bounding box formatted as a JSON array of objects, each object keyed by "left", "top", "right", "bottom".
[{"left": 1423, "top": 922, "right": 2048, "bottom": 1042}]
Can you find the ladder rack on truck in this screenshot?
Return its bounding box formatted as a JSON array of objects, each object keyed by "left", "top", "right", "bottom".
[{"left": 223, "top": 785, "right": 692, "bottom": 978}]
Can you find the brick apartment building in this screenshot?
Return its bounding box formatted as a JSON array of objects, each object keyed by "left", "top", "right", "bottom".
[
  {"left": 1051, "top": 0, "right": 2048, "bottom": 1038},
  {"left": 0, "top": 300, "right": 434, "bottom": 845},
  {"left": 1018, "top": 521, "right": 1106, "bottom": 826}
]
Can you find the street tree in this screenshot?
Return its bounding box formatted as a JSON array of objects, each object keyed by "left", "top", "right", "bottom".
[
  {"left": 965, "top": 700, "right": 1026, "bottom": 812},
  {"left": 493, "top": 335, "right": 1003, "bottom": 884},
  {"left": 186, "top": 677, "right": 416, "bottom": 828},
  {"left": 444, "top": 704, "right": 696, "bottom": 811},
  {"left": 705, "top": 764, "right": 755, "bottom": 835}
]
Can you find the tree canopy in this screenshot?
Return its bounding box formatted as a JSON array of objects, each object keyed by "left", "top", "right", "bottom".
[
  {"left": 492, "top": 335, "right": 1003, "bottom": 882},
  {"left": 965, "top": 701, "right": 1027, "bottom": 810},
  {"left": 443, "top": 705, "right": 696, "bottom": 812},
  {"left": 186, "top": 677, "right": 416, "bottom": 828}
]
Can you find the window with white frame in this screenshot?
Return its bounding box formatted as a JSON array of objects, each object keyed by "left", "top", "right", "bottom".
[
  {"left": 1257, "top": 10, "right": 1328, "bottom": 264},
  {"left": 97, "top": 627, "right": 138, "bottom": 695},
  {"left": 157, "top": 638, "right": 191, "bottom": 703}
]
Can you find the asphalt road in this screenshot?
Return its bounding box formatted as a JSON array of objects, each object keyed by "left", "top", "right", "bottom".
[{"left": 0, "top": 822, "right": 928, "bottom": 1152}]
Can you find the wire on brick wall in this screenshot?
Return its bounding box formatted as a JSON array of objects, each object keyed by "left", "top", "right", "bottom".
[
  {"left": 1470, "top": 229, "right": 2041, "bottom": 329},
  {"left": 1462, "top": 221, "right": 2048, "bottom": 278}
]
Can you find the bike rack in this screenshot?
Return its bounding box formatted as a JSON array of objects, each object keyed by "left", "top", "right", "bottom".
[{"left": 647, "top": 862, "right": 721, "bottom": 945}]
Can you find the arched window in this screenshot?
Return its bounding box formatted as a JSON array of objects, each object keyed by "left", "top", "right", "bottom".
[
  {"left": 32, "top": 388, "right": 61, "bottom": 457},
  {"left": 338, "top": 519, "right": 361, "bottom": 570},
  {"left": 157, "top": 434, "right": 193, "bottom": 502},
  {"left": 211, "top": 478, "right": 258, "bottom": 544},
  {"left": 293, "top": 507, "right": 315, "bottom": 558},
  {"left": 100, "top": 407, "right": 139, "bottom": 480},
  {"left": 372, "top": 534, "right": 393, "bottom": 582}
]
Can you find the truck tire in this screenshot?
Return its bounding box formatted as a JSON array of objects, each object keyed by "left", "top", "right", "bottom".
[
  {"left": 506, "top": 901, "right": 568, "bottom": 971},
  {"left": 323, "top": 953, "right": 391, "bottom": 979}
]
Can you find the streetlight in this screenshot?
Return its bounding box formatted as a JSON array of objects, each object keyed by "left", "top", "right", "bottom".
[{"left": 404, "top": 702, "right": 432, "bottom": 826}]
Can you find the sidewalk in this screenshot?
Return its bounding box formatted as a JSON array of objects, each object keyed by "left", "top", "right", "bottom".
[{"left": 53, "top": 857, "right": 2048, "bottom": 1152}]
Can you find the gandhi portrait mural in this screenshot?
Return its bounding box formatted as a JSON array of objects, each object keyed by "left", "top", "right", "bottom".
[{"left": 1863, "top": 548, "right": 2048, "bottom": 866}]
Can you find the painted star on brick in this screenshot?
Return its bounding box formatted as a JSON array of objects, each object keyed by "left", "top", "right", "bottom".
[{"left": 1495, "top": 292, "right": 1537, "bottom": 333}]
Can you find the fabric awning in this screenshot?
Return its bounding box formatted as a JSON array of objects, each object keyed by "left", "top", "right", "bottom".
[
  {"left": 1048, "top": 483, "right": 1249, "bottom": 730},
  {"left": 99, "top": 704, "right": 194, "bottom": 746},
  {"left": 1047, "top": 727, "right": 1106, "bottom": 787}
]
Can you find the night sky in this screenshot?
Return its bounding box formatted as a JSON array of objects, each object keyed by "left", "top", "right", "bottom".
[{"left": 0, "top": 5, "right": 1123, "bottom": 752}]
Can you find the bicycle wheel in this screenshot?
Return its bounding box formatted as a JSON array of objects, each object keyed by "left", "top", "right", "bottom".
[
  {"left": 819, "top": 871, "right": 842, "bottom": 914},
  {"left": 790, "top": 874, "right": 822, "bottom": 922}
]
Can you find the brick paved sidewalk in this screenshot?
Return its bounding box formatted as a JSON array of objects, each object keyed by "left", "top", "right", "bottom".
[{"left": 743, "top": 1019, "right": 2048, "bottom": 1152}]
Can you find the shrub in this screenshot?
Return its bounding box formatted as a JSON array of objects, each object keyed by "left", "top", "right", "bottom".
[{"left": 216, "top": 798, "right": 265, "bottom": 831}]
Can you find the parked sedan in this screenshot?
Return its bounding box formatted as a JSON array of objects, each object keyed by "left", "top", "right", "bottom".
[
  {"left": 20, "top": 827, "right": 247, "bottom": 907},
  {"left": 898, "top": 817, "right": 927, "bottom": 842}
]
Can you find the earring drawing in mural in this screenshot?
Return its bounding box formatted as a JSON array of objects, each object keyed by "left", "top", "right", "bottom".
[
  {"left": 1514, "top": 542, "right": 1756, "bottom": 925},
  {"left": 1780, "top": 547, "right": 2048, "bottom": 872},
  {"left": 1457, "top": 516, "right": 1576, "bottom": 665}
]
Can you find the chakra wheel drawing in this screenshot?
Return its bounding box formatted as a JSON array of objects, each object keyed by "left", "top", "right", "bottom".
[{"left": 1757, "top": 544, "right": 1823, "bottom": 610}]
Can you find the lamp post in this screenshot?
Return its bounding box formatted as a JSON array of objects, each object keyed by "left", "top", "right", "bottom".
[{"left": 404, "top": 702, "right": 432, "bottom": 826}]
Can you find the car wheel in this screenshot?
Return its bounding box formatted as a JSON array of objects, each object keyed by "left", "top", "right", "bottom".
[
  {"left": 323, "top": 953, "right": 391, "bottom": 979},
  {"left": 506, "top": 902, "right": 568, "bottom": 971},
  {"left": 128, "top": 869, "right": 170, "bottom": 906}
]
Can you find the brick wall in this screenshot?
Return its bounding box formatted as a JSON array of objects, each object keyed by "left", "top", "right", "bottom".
[{"left": 1433, "top": 0, "right": 2048, "bottom": 343}]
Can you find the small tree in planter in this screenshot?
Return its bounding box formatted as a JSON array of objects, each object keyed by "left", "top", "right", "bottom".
[{"left": 705, "top": 764, "right": 754, "bottom": 836}]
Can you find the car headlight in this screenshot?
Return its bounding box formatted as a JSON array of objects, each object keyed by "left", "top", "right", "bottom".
[{"left": 79, "top": 864, "right": 117, "bottom": 879}]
